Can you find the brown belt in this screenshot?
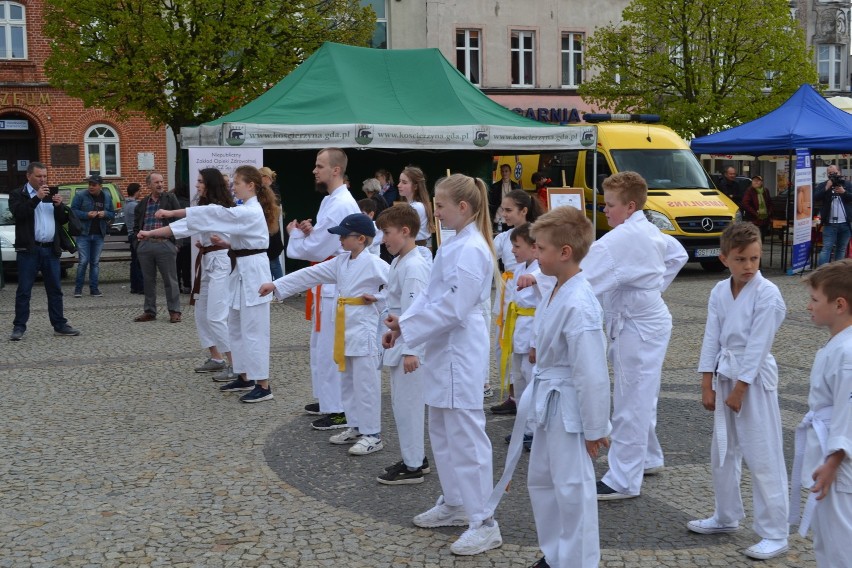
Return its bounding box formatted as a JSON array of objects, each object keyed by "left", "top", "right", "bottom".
[
  {"left": 415, "top": 239, "right": 428, "bottom": 246},
  {"left": 228, "top": 248, "right": 267, "bottom": 272},
  {"left": 190, "top": 244, "right": 228, "bottom": 306}
]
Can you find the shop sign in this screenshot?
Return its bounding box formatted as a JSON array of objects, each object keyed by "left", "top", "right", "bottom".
[
  {"left": 0, "top": 119, "right": 28, "bottom": 130},
  {"left": 0, "top": 92, "right": 52, "bottom": 106},
  {"left": 510, "top": 107, "right": 582, "bottom": 124}
]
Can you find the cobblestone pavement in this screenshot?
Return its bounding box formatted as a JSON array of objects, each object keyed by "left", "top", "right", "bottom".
[{"left": 0, "top": 253, "right": 825, "bottom": 567}]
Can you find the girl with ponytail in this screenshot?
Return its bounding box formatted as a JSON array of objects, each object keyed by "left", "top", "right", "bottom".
[{"left": 384, "top": 173, "right": 502, "bottom": 556}]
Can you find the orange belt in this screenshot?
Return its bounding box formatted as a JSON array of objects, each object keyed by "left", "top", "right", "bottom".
[{"left": 305, "top": 256, "right": 335, "bottom": 331}]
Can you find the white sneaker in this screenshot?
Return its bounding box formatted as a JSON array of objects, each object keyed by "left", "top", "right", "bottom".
[
  {"left": 643, "top": 465, "right": 665, "bottom": 475},
  {"left": 743, "top": 538, "right": 788, "bottom": 560},
  {"left": 413, "top": 496, "right": 469, "bottom": 528},
  {"left": 450, "top": 521, "right": 503, "bottom": 556},
  {"left": 329, "top": 428, "right": 361, "bottom": 445},
  {"left": 686, "top": 517, "right": 740, "bottom": 535},
  {"left": 348, "top": 435, "right": 383, "bottom": 455}
]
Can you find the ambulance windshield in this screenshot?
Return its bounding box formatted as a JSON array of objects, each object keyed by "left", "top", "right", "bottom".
[{"left": 610, "top": 150, "right": 714, "bottom": 190}]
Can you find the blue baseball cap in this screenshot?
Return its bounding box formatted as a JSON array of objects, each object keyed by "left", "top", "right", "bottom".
[{"left": 327, "top": 213, "right": 376, "bottom": 238}]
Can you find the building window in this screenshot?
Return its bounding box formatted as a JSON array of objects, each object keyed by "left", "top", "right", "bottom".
[
  {"left": 561, "top": 32, "right": 583, "bottom": 88},
  {"left": 84, "top": 125, "right": 120, "bottom": 177},
  {"left": 361, "top": 0, "right": 387, "bottom": 49},
  {"left": 818, "top": 44, "right": 843, "bottom": 90},
  {"left": 0, "top": 1, "right": 26, "bottom": 60},
  {"left": 456, "top": 29, "right": 481, "bottom": 85},
  {"left": 511, "top": 30, "right": 535, "bottom": 87}
]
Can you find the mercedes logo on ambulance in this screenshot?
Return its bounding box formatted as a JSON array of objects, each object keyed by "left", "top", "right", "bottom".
[{"left": 701, "top": 217, "right": 714, "bottom": 232}]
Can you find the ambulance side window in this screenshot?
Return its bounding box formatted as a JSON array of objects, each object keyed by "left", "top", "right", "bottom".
[{"left": 585, "top": 151, "right": 611, "bottom": 193}]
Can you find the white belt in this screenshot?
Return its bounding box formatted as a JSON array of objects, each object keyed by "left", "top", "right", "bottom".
[
  {"left": 712, "top": 349, "right": 743, "bottom": 467},
  {"left": 789, "top": 406, "right": 833, "bottom": 536},
  {"left": 483, "top": 366, "right": 571, "bottom": 519}
]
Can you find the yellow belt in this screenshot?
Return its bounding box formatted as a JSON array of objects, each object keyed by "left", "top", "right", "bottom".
[
  {"left": 495, "top": 271, "right": 514, "bottom": 331},
  {"left": 499, "top": 302, "right": 535, "bottom": 396},
  {"left": 333, "top": 297, "right": 369, "bottom": 372}
]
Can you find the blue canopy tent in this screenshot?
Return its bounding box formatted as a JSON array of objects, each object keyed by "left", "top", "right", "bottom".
[{"left": 691, "top": 84, "right": 852, "bottom": 155}]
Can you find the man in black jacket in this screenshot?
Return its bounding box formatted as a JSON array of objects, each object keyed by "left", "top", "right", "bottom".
[
  {"left": 9, "top": 161, "right": 80, "bottom": 341},
  {"left": 489, "top": 164, "right": 520, "bottom": 231},
  {"left": 814, "top": 164, "right": 852, "bottom": 265}
]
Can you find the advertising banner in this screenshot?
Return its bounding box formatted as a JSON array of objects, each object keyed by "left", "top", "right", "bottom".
[{"left": 790, "top": 148, "right": 813, "bottom": 274}]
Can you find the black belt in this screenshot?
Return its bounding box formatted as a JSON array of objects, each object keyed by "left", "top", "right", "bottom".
[
  {"left": 35, "top": 241, "right": 54, "bottom": 248},
  {"left": 228, "top": 248, "right": 266, "bottom": 272}
]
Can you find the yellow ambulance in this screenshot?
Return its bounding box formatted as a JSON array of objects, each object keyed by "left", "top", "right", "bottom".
[{"left": 537, "top": 115, "right": 739, "bottom": 271}]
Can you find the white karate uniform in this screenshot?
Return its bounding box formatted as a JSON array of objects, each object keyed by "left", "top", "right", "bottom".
[
  {"left": 698, "top": 271, "right": 789, "bottom": 539},
  {"left": 287, "top": 184, "right": 360, "bottom": 413},
  {"left": 194, "top": 230, "right": 231, "bottom": 354},
  {"left": 581, "top": 210, "right": 687, "bottom": 495},
  {"left": 410, "top": 200, "right": 433, "bottom": 243},
  {"left": 399, "top": 222, "right": 494, "bottom": 524},
  {"left": 171, "top": 197, "right": 272, "bottom": 380},
  {"left": 382, "top": 250, "right": 431, "bottom": 468},
  {"left": 793, "top": 325, "right": 852, "bottom": 567},
  {"left": 526, "top": 273, "right": 611, "bottom": 568},
  {"left": 273, "top": 251, "right": 388, "bottom": 434},
  {"left": 507, "top": 260, "right": 554, "bottom": 399}
]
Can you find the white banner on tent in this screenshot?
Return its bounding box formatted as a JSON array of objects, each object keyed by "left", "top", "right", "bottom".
[
  {"left": 186, "top": 147, "right": 264, "bottom": 292},
  {"left": 791, "top": 149, "right": 813, "bottom": 274},
  {"left": 182, "top": 122, "right": 597, "bottom": 151}
]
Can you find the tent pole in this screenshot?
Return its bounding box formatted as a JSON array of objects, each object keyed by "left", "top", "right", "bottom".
[{"left": 592, "top": 149, "right": 598, "bottom": 235}]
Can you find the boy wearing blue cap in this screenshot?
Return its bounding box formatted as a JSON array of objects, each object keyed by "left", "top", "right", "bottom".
[{"left": 260, "top": 213, "right": 389, "bottom": 454}]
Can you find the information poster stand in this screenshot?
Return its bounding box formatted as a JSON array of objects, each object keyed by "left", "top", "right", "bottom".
[{"left": 546, "top": 187, "right": 585, "bottom": 212}]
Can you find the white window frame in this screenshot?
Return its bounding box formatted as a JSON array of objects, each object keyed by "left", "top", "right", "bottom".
[
  {"left": 561, "top": 32, "right": 584, "bottom": 88},
  {"left": 84, "top": 124, "right": 121, "bottom": 178},
  {"left": 818, "top": 44, "right": 843, "bottom": 90},
  {"left": 456, "top": 29, "right": 482, "bottom": 85},
  {"left": 511, "top": 30, "right": 535, "bottom": 87},
  {"left": 0, "top": 1, "right": 26, "bottom": 60}
]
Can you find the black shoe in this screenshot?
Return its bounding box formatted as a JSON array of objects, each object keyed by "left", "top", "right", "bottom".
[
  {"left": 90, "top": 289, "right": 103, "bottom": 297},
  {"left": 530, "top": 557, "right": 550, "bottom": 568},
  {"left": 377, "top": 461, "right": 425, "bottom": 485},
  {"left": 54, "top": 325, "right": 81, "bottom": 336},
  {"left": 304, "top": 402, "right": 325, "bottom": 415},
  {"left": 596, "top": 480, "right": 637, "bottom": 501},
  {"left": 383, "top": 457, "right": 430, "bottom": 474},
  {"left": 311, "top": 413, "right": 348, "bottom": 430},
  {"left": 240, "top": 384, "right": 274, "bottom": 403},
  {"left": 9, "top": 327, "right": 24, "bottom": 341},
  {"left": 490, "top": 398, "right": 517, "bottom": 415},
  {"left": 219, "top": 378, "right": 255, "bottom": 392},
  {"left": 523, "top": 433, "right": 534, "bottom": 452}
]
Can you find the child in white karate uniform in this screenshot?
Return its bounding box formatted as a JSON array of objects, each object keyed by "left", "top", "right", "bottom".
[
  {"left": 357, "top": 198, "right": 384, "bottom": 258},
  {"left": 385, "top": 174, "right": 502, "bottom": 556},
  {"left": 582, "top": 172, "right": 687, "bottom": 500},
  {"left": 491, "top": 190, "right": 542, "bottom": 410},
  {"left": 791, "top": 259, "right": 852, "bottom": 568},
  {"left": 374, "top": 205, "right": 432, "bottom": 484},
  {"left": 689, "top": 222, "right": 789, "bottom": 561},
  {"left": 485, "top": 206, "right": 610, "bottom": 568},
  {"left": 140, "top": 165, "right": 279, "bottom": 403},
  {"left": 287, "top": 148, "right": 360, "bottom": 429},
  {"left": 261, "top": 213, "right": 389, "bottom": 455}
]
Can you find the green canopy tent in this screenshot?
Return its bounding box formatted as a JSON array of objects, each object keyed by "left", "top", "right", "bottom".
[{"left": 180, "top": 42, "right": 595, "bottom": 151}]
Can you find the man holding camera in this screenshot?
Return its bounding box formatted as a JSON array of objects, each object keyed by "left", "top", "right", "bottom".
[
  {"left": 814, "top": 164, "right": 852, "bottom": 265},
  {"left": 70, "top": 174, "right": 115, "bottom": 297},
  {"left": 9, "top": 161, "right": 80, "bottom": 341}
]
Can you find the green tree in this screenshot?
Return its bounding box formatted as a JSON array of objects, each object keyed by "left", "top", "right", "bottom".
[
  {"left": 579, "top": 0, "right": 817, "bottom": 137},
  {"left": 43, "top": 0, "right": 374, "bottom": 178}
]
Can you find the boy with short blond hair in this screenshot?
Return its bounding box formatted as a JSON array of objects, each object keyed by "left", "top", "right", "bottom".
[
  {"left": 488, "top": 206, "right": 611, "bottom": 568},
  {"left": 373, "top": 205, "right": 433, "bottom": 484},
  {"left": 689, "top": 222, "right": 790, "bottom": 561},
  {"left": 791, "top": 258, "right": 852, "bottom": 567}
]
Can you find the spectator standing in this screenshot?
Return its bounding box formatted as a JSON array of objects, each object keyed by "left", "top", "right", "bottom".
[
  {"left": 362, "top": 178, "right": 389, "bottom": 215},
  {"left": 718, "top": 166, "right": 744, "bottom": 208},
  {"left": 376, "top": 169, "right": 399, "bottom": 204},
  {"left": 814, "top": 165, "right": 852, "bottom": 266},
  {"left": 71, "top": 174, "right": 115, "bottom": 297},
  {"left": 173, "top": 184, "right": 192, "bottom": 294},
  {"left": 741, "top": 175, "right": 774, "bottom": 238},
  {"left": 531, "top": 172, "right": 550, "bottom": 211},
  {"left": 260, "top": 167, "right": 285, "bottom": 280},
  {"left": 9, "top": 161, "right": 80, "bottom": 340},
  {"left": 133, "top": 172, "right": 182, "bottom": 323},
  {"left": 124, "top": 183, "right": 144, "bottom": 294}
]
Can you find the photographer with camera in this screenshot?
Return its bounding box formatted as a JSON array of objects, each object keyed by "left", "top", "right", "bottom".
[{"left": 814, "top": 164, "right": 852, "bottom": 265}]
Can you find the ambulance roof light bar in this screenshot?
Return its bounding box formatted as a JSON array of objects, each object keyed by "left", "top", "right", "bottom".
[{"left": 584, "top": 113, "right": 661, "bottom": 124}]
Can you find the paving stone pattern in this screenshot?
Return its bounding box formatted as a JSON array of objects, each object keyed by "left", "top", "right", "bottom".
[{"left": 0, "top": 257, "right": 825, "bottom": 566}]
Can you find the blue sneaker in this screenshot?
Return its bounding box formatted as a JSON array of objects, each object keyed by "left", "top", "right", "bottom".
[
  {"left": 219, "top": 378, "right": 255, "bottom": 392},
  {"left": 239, "top": 384, "right": 273, "bottom": 403}
]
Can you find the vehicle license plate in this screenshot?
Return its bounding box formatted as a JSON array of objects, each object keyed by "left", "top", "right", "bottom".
[{"left": 695, "top": 247, "right": 721, "bottom": 258}]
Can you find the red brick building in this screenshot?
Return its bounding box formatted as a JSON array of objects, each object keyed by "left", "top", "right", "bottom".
[{"left": 0, "top": 0, "right": 167, "bottom": 194}]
